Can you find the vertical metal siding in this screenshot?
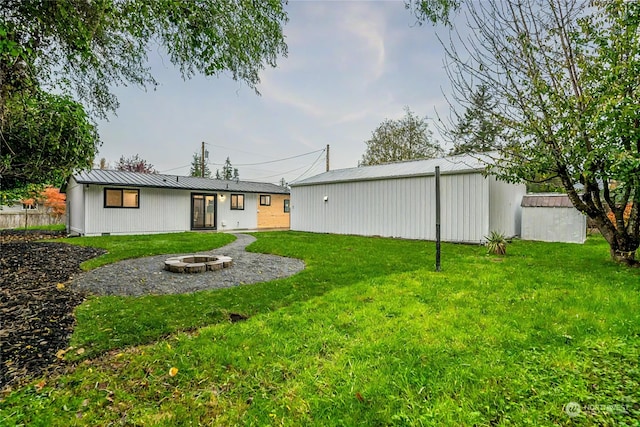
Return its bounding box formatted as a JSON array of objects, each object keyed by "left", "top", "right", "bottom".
[
  {"left": 488, "top": 177, "right": 527, "bottom": 238},
  {"left": 440, "top": 173, "right": 488, "bottom": 243},
  {"left": 291, "top": 172, "right": 491, "bottom": 242},
  {"left": 84, "top": 186, "right": 191, "bottom": 236},
  {"left": 521, "top": 207, "right": 586, "bottom": 243},
  {"left": 67, "top": 178, "right": 85, "bottom": 234},
  {"left": 217, "top": 193, "right": 258, "bottom": 230}
]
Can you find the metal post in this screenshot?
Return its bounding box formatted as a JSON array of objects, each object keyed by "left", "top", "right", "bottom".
[
  {"left": 435, "top": 166, "right": 441, "bottom": 272},
  {"left": 201, "top": 141, "right": 205, "bottom": 177}
]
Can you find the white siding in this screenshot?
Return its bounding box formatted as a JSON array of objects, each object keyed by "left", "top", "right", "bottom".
[
  {"left": 67, "top": 178, "right": 85, "bottom": 235},
  {"left": 488, "top": 177, "right": 526, "bottom": 238},
  {"left": 83, "top": 186, "right": 191, "bottom": 236},
  {"left": 521, "top": 206, "right": 586, "bottom": 243},
  {"left": 291, "top": 172, "right": 491, "bottom": 243},
  {"left": 216, "top": 192, "right": 258, "bottom": 231}
]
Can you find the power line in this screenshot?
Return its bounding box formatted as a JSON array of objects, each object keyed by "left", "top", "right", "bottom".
[
  {"left": 159, "top": 148, "right": 325, "bottom": 174},
  {"left": 245, "top": 163, "right": 318, "bottom": 182},
  {"left": 159, "top": 164, "right": 191, "bottom": 173},
  {"left": 289, "top": 149, "right": 327, "bottom": 184},
  {"left": 233, "top": 149, "right": 325, "bottom": 166}
]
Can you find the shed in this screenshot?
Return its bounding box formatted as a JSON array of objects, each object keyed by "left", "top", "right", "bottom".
[
  {"left": 521, "top": 193, "right": 586, "bottom": 243},
  {"left": 66, "top": 170, "right": 290, "bottom": 236},
  {"left": 290, "top": 153, "right": 526, "bottom": 243}
]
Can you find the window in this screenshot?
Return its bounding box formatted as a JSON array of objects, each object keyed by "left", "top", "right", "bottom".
[
  {"left": 231, "top": 194, "right": 244, "bottom": 210},
  {"left": 22, "top": 202, "right": 38, "bottom": 210},
  {"left": 284, "top": 199, "right": 290, "bottom": 213},
  {"left": 104, "top": 188, "right": 139, "bottom": 208},
  {"left": 260, "top": 195, "right": 271, "bottom": 206}
]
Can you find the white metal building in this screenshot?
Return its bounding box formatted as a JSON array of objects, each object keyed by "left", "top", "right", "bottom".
[
  {"left": 66, "top": 170, "right": 289, "bottom": 236},
  {"left": 290, "top": 154, "right": 526, "bottom": 243},
  {"left": 521, "top": 194, "right": 586, "bottom": 243}
]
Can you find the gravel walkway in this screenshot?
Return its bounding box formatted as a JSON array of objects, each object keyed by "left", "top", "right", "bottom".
[{"left": 70, "top": 234, "right": 305, "bottom": 296}]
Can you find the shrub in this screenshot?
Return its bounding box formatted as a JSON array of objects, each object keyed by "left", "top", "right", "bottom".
[{"left": 485, "top": 230, "right": 507, "bottom": 255}]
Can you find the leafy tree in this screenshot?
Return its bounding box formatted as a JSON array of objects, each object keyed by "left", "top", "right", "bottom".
[
  {"left": 417, "top": 0, "right": 640, "bottom": 264},
  {"left": 40, "top": 186, "right": 66, "bottom": 221},
  {"left": 190, "top": 152, "right": 211, "bottom": 178},
  {"left": 217, "top": 157, "right": 239, "bottom": 181},
  {"left": 0, "top": 90, "right": 98, "bottom": 202},
  {"left": 0, "top": 1, "right": 287, "bottom": 197},
  {"left": 360, "top": 107, "right": 442, "bottom": 166},
  {"left": 408, "top": 0, "right": 461, "bottom": 26},
  {"left": 448, "top": 85, "right": 502, "bottom": 155},
  {"left": 116, "top": 154, "right": 156, "bottom": 174}
]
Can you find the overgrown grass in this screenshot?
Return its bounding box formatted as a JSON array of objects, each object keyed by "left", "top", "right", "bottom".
[
  {"left": 59, "top": 232, "right": 236, "bottom": 270},
  {"left": 1, "top": 233, "right": 639, "bottom": 426}
]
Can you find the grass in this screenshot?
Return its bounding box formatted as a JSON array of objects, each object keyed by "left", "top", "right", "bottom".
[
  {"left": 59, "top": 232, "right": 236, "bottom": 270},
  {"left": 4, "top": 223, "right": 66, "bottom": 231},
  {"left": 1, "top": 232, "right": 639, "bottom": 426}
]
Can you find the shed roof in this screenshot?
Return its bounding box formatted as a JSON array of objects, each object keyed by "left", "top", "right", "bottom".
[
  {"left": 72, "top": 170, "right": 289, "bottom": 194},
  {"left": 521, "top": 194, "right": 574, "bottom": 208},
  {"left": 291, "top": 152, "right": 497, "bottom": 187}
]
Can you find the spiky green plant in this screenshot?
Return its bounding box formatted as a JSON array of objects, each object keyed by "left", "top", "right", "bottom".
[{"left": 485, "top": 230, "right": 507, "bottom": 255}]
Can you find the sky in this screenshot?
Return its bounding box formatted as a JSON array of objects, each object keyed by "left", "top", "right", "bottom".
[{"left": 96, "top": 1, "right": 454, "bottom": 185}]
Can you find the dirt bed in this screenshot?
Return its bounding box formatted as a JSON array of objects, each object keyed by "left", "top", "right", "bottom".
[{"left": 0, "top": 230, "right": 105, "bottom": 391}]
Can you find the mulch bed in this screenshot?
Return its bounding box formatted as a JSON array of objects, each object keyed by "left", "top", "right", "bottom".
[{"left": 0, "top": 230, "right": 105, "bottom": 391}]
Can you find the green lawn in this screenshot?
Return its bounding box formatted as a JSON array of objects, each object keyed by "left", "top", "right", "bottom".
[
  {"left": 5, "top": 223, "right": 66, "bottom": 231},
  {"left": 63, "top": 232, "right": 236, "bottom": 270},
  {"left": 1, "top": 232, "right": 639, "bottom": 426}
]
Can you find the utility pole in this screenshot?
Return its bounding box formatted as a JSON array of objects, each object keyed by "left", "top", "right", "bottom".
[
  {"left": 201, "top": 141, "right": 205, "bottom": 177},
  {"left": 326, "top": 144, "right": 330, "bottom": 172}
]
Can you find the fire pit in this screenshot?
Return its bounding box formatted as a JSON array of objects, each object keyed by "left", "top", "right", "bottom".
[{"left": 164, "top": 255, "right": 233, "bottom": 273}]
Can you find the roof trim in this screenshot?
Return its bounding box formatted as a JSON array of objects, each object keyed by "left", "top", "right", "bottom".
[
  {"left": 290, "top": 152, "right": 496, "bottom": 187},
  {"left": 71, "top": 170, "right": 290, "bottom": 195},
  {"left": 291, "top": 167, "right": 483, "bottom": 187}
]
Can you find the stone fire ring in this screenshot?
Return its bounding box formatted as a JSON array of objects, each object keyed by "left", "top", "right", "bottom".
[{"left": 164, "top": 255, "right": 233, "bottom": 274}]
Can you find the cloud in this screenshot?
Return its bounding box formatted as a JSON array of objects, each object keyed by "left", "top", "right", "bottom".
[
  {"left": 339, "top": 3, "right": 387, "bottom": 84},
  {"left": 258, "top": 73, "right": 326, "bottom": 118}
]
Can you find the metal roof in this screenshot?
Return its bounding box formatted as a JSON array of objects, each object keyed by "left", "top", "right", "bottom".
[
  {"left": 73, "top": 169, "right": 290, "bottom": 194},
  {"left": 290, "top": 152, "right": 498, "bottom": 187},
  {"left": 521, "top": 194, "right": 574, "bottom": 208}
]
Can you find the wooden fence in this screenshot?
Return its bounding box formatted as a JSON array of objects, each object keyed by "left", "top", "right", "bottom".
[{"left": 0, "top": 212, "right": 65, "bottom": 229}]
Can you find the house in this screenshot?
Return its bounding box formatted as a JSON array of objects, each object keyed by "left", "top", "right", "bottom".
[
  {"left": 66, "top": 170, "right": 290, "bottom": 236},
  {"left": 289, "top": 153, "right": 526, "bottom": 243},
  {"left": 521, "top": 194, "right": 586, "bottom": 243}
]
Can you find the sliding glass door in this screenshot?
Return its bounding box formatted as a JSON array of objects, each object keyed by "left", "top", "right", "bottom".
[{"left": 191, "top": 194, "right": 216, "bottom": 230}]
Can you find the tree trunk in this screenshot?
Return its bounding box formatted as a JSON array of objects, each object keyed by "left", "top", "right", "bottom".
[{"left": 592, "top": 215, "right": 639, "bottom": 266}]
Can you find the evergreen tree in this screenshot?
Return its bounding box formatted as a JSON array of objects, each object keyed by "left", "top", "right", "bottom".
[
  {"left": 449, "top": 85, "right": 502, "bottom": 155},
  {"left": 189, "top": 152, "right": 211, "bottom": 178},
  {"left": 216, "top": 157, "right": 239, "bottom": 180}
]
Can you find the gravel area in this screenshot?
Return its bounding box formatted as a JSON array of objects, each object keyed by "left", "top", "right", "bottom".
[{"left": 70, "top": 234, "right": 306, "bottom": 296}]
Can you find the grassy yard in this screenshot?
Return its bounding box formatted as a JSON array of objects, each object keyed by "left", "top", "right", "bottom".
[
  {"left": 1, "top": 232, "right": 639, "bottom": 426},
  {"left": 63, "top": 232, "right": 236, "bottom": 270}
]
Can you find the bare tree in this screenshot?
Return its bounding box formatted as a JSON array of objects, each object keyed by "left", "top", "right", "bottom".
[{"left": 428, "top": 0, "right": 639, "bottom": 264}]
